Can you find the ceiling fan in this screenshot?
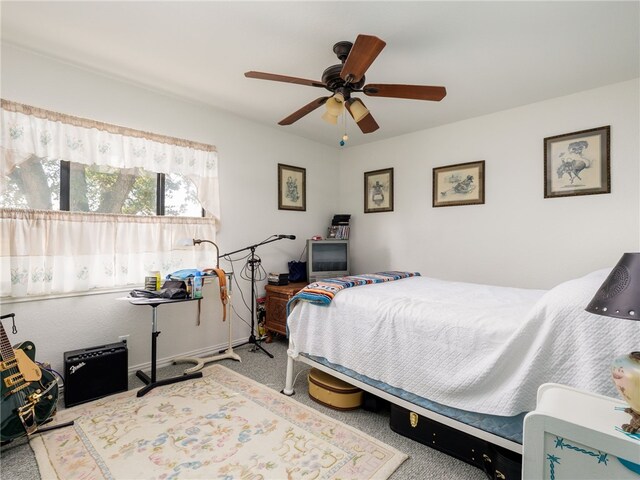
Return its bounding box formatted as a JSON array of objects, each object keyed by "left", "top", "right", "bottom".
[{"left": 245, "top": 34, "right": 447, "bottom": 134}]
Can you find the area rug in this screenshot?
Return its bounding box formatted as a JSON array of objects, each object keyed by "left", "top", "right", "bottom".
[{"left": 31, "top": 365, "right": 407, "bottom": 479}]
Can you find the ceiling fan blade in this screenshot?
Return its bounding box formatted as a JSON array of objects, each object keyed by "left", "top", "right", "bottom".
[
  {"left": 279, "top": 97, "right": 330, "bottom": 125},
  {"left": 363, "top": 84, "right": 447, "bottom": 101},
  {"left": 245, "top": 71, "right": 326, "bottom": 88},
  {"left": 340, "top": 35, "right": 386, "bottom": 84},
  {"left": 345, "top": 99, "right": 379, "bottom": 134}
]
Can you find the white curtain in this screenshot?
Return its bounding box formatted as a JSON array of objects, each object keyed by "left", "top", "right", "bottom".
[
  {"left": 0, "top": 209, "right": 219, "bottom": 297},
  {"left": 0, "top": 99, "right": 220, "bottom": 221},
  {"left": 0, "top": 100, "right": 221, "bottom": 298}
]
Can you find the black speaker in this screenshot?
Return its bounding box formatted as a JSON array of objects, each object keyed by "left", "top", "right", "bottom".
[{"left": 64, "top": 341, "right": 128, "bottom": 408}]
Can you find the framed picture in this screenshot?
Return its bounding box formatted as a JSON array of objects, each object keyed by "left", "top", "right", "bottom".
[
  {"left": 544, "top": 125, "right": 610, "bottom": 198},
  {"left": 278, "top": 163, "right": 306, "bottom": 211},
  {"left": 433, "top": 161, "right": 485, "bottom": 208},
  {"left": 364, "top": 168, "right": 394, "bottom": 213}
]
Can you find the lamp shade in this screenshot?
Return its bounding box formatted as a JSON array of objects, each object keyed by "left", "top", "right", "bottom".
[
  {"left": 325, "top": 94, "right": 345, "bottom": 116},
  {"left": 586, "top": 253, "right": 640, "bottom": 321},
  {"left": 348, "top": 99, "right": 369, "bottom": 122},
  {"left": 321, "top": 111, "right": 338, "bottom": 125}
]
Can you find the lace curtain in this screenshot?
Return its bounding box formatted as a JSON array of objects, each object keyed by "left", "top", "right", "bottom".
[
  {"left": 0, "top": 99, "right": 220, "bottom": 220},
  {"left": 0, "top": 100, "right": 220, "bottom": 297},
  {"left": 0, "top": 209, "right": 219, "bottom": 297}
]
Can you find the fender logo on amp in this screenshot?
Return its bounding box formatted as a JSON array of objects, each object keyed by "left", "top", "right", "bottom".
[{"left": 69, "top": 362, "right": 86, "bottom": 374}]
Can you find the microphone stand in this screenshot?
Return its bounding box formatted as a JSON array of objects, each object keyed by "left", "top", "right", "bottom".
[{"left": 220, "top": 236, "right": 286, "bottom": 358}]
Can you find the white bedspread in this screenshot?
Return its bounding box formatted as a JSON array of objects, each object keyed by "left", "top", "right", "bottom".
[{"left": 287, "top": 269, "right": 640, "bottom": 416}]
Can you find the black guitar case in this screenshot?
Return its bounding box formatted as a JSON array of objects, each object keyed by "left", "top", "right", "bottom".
[{"left": 389, "top": 404, "right": 522, "bottom": 480}]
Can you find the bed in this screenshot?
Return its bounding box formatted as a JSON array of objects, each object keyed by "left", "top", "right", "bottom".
[{"left": 283, "top": 268, "right": 640, "bottom": 453}]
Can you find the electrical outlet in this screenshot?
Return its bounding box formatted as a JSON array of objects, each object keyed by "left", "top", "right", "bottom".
[{"left": 118, "top": 335, "right": 129, "bottom": 344}]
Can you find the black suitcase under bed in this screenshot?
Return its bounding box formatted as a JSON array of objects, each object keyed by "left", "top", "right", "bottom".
[{"left": 389, "top": 404, "right": 522, "bottom": 480}]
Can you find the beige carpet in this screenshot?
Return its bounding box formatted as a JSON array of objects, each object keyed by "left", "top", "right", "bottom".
[{"left": 31, "top": 365, "right": 407, "bottom": 479}]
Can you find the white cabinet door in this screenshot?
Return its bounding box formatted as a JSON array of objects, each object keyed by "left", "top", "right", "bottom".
[{"left": 523, "top": 384, "right": 640, "bottom": 480}]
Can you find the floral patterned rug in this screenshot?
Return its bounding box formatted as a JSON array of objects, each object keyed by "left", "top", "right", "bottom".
[{"left": 31, "top": 365, "right": 407, "bottom": 479}]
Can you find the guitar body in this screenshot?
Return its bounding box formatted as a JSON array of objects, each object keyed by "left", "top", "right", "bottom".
[{"left": 1, "top": 340, "right": 59, "bottom": 442}]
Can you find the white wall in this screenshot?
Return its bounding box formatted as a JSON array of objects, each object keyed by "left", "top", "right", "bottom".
[
  {"left": 2, "top": 44, "right": 638, "bottom": 376},
  {"left": 340, "top": 79, "right": 640, "bottom": 289},
  {"left": 0, "top": 45, "right": 340, "bottom": 373}
]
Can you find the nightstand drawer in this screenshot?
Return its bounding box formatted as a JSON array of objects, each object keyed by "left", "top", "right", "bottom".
[
  {"left": 264, "top": 282, "right": 307, "bottom": 341},
  {"left": 265, "top": 295, "right": 288, "bottom": 334}
]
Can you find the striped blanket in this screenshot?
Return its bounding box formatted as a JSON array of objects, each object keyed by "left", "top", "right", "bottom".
[{"left": 287, "top": 271, "right": 420, "bottom": 314}]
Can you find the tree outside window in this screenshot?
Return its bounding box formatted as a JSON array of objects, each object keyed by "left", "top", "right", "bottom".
[{"left": 1, "top": 157, "right": 201, "bottom": 216}]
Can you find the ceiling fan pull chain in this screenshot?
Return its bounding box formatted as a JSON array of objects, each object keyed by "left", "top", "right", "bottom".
[{"left": 340, "top": 110, "right": 348, "bottom": 146}]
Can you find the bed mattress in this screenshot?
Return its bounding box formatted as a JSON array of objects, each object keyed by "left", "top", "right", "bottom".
[{"left": 287, "top": 269, "right": 640, "bottom": 417}]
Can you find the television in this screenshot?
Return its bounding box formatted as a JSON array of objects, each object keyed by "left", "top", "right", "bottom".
[{"left": 306, "top": 239, "right": 350, "bottom": 282}]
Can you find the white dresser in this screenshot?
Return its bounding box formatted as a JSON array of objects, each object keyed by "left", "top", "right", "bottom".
[{"left": 523, "top": 383, "right": 640, "bottom": 479}]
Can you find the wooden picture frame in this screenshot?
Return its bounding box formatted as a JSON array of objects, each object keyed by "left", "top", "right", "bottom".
[
  {"left": 433, "top": 161, "right": 485, "bottom": 208},
  {"left": 278, "top": 163, "right": 306, "bottom": 211},
  {"left": 364, "top": 168, "right": 394, "bottom": 213},
  {"left": 544, "top": 126, "right": 610, "bottom": 198}
]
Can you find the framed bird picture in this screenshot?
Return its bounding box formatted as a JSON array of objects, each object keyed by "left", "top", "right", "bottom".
[
  {"left": 433, "top": 161, "right": 485, "bottom": 208},
  {"left": 544, "top": 126, "right": 610, "bottom": 198}
]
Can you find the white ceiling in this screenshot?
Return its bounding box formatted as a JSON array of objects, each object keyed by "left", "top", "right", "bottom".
[{"left": 2, "top": 1, "right": 639, "bottom": 148}]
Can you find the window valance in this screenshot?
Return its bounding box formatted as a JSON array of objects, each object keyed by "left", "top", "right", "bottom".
[{"left": 0, "top": 99, "right": 220, "bottom": 222}]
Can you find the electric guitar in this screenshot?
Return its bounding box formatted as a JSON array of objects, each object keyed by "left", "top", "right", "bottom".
[{"left": 0, "top": 314, "right": 58, "bottom": 442}]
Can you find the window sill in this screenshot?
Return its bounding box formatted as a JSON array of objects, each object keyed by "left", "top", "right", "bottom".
[
  {"left": 1, "top": 286, "right": 137, "bottom": 305},
  {"left": 0, "top": 277, "right": 224, "bottom": 305}
]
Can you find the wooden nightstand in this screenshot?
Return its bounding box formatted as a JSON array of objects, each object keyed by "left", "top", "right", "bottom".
[
  {"left": 264, "top": 282, "right": 307, "bottom": 343},
  {"left": 523, "top": 383, "right": 640, "bottom": 479}
]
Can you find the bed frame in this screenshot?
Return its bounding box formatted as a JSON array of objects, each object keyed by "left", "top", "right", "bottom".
[{"left": 283, "top": 347, "right": 522, "bottom": 454}]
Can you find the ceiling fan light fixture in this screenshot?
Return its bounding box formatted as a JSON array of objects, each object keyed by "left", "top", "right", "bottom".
[
  {"left": 321, "top": 111, "right": 338, "bottom": 125},
  {"left": 325, "top": 94, "right": 345, "bottom": 116},
  {"left": 349, "top": 98, "right": 369, "bottom": 122}
]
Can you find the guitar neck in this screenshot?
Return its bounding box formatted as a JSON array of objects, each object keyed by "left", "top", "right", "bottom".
[{"left": 0, "top": 322, "right": 16, "bottom": 363}]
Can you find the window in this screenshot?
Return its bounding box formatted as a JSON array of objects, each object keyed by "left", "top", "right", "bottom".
[
  {"left": 165, "top": 172, "right": 202, "bottom": 217},
  {"left": 1, "top": 157, "right": 202, "bottom": 216},
  {"left": 1, "top": 99, "right": 220, "bottom": 297},
  {"left": 0, "top": 156, "right": 61, "bottom": 210}
]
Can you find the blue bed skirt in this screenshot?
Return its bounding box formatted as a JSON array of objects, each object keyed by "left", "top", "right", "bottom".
[{"left": 305, "top": 354, "right": 525, "bottom": 444}]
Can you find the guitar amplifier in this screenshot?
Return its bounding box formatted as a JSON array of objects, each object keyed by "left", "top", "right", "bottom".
[{"left": 64, "top": 341, "right": 128, "bottom": 408}]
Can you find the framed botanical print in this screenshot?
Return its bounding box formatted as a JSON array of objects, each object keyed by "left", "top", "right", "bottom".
[
  {"left": 433, "top": 161, "right": 485, "bottom": 207},
  {"left": 544, "top": 126, "right": 610, "bottom": 198},
  {"left": 364, "top": 168, "right": 394, "bottom": 213},
  {"left": 278, "top": 163, "right": 306, "bottom": 211}
]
